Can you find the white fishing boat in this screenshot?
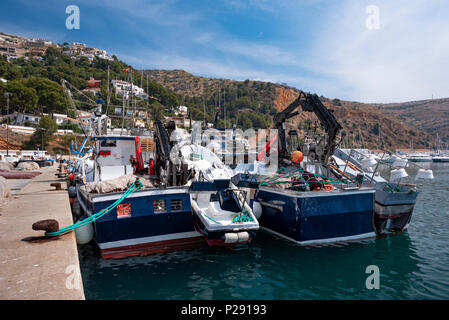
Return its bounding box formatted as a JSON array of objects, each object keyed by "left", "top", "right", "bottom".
[
  {"left": 406, "top": 153, "right": 432, "bottom": 162},
  {"left": 332, "top": 148, "right": 433, "bottom": 235},
  {"left": 179, "top": 144, "right": 259, "bottom": 247},
  {"left": 432, "top": 155, "right": 449, "bottom": 162}
]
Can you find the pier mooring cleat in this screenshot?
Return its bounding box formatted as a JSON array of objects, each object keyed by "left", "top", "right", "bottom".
[{"left": 32, "top": 219, "right": 59, "bottom": 233}]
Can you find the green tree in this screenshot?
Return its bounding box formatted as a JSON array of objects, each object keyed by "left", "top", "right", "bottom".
[
  {"left": 25, "top": 77, "right": 66, "bottom": 114},
  {"left": 332, "top": 98, "right": 342, "bottom": 106},
  {"left": 371, "top": 123, "right": 380, "bottom": 135},
  {"left": 25, "top": 116, "right": 58, "bottom": 149},
  {"left": 0, "top": 80, "right": 38, "bottom": 113},
  {"left": 0, "top": 59, "right": 22, "bottom": 80},
  {"left": 150, "top": 101, "right": 164, "bottom": 120}
]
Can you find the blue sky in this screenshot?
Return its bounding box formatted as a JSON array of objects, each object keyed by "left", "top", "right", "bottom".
[{"left": 1, "top": 0, "right": 448, "bottom": 103}]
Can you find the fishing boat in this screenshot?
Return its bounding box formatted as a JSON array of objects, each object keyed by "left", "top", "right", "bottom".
[
  {"left": 432, "top": 155, "right": 449, "bottom": 162},
  {"left": 232, "top": 91, "right": 377, "bottom": 245},
  {"left": 251, "top": 169, "right": 376, "bottom": 245},
  {"left": 74, "top": 134, "right": 204, "bottom": 258},
  {"left": 332, "top": 148, "right": 424, "bottom": 235},
  {"left": 406, "top": 153, "right": 432, "bottom": 162},
  {"left": 179, "top": 144, "right": 259, "bottom": 247}
]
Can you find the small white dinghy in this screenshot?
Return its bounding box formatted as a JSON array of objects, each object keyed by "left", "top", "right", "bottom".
[{"left": 180, "top": 144, "right": 259, "bottom": 247}]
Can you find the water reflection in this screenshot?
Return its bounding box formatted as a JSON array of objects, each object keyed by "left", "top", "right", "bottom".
[{"left": 79, "top": 163, "right": 449, "bottom": 300}]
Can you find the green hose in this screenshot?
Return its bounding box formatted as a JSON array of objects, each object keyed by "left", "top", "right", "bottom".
[{"left": 45, "top": 179, "right": 144, "bottom": 237}]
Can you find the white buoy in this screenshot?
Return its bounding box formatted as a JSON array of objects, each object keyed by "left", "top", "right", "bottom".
[
  {"left": 390, "top": 168, "right": 408, "bottom": 182},
  {"left": 392, "top": 158, "right": 408, "bottom": 168},
  {"left": 415, "top": 169, "right": 434, "bottom": 180},
  {"left": 252, "top": 201, "right": 262, "bottom": 219},
  {"left": 237, "top": 232, "right": 249, "bottom": 242},
  {"left": 306, "top": 164, "right": 316, "bottom": 173},
  {"left": 361, "top": 156, "right": 377, "bottom": 169},
  {"left": 224, "top": 233, "right": 238, "bottom": 243},
  {"left": 75, "top": 222, "right": 94, "bottom": 245}
]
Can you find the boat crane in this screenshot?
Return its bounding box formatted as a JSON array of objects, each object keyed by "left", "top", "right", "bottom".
[{"left": 272, "top": 91, "right": 343, "bottom": 166}]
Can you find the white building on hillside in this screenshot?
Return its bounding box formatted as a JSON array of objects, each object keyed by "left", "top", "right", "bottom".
[{"left": 111, "top": 80, "right": 144, "bottom": 96}]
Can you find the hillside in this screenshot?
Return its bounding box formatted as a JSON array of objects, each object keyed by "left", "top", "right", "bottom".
[
  {"left": 377, "top": 98, "right": 449, "bottom": 144},
  {"left": 145, "top": 69, "right": 432, "bottom": 150},
  {"left": 0, "top": 30, "right": 437, "bottom": 151}
]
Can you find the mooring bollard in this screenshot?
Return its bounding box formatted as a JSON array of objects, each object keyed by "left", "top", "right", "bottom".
[{"left": 50, "top": 182, "right": 62, "bottom": 191}]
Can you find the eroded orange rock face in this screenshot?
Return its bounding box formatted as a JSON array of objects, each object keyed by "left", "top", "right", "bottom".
[{"left": 275, "top": 87, "right": 297, "bottom": 112}]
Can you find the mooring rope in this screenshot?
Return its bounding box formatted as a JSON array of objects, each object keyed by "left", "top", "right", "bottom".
[{"left": 45, "top": 179, "right": 144, "bottom": 237}]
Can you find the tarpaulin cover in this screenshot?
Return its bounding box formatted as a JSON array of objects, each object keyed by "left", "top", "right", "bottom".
[
  {"left": 0, "top": 171, "right": 42, "bottom": 179},
  {"left": 16, "top": 162, "right": 40, "bottom": 171},
  {"left": 0, "top": 176, "right": 11, "bottom": 204},
  {"left": 80, "top": 174, "right": 153, "bottom": 194},
  {"left": 0, "top": 161, "right": 14, "bottom": 172}
]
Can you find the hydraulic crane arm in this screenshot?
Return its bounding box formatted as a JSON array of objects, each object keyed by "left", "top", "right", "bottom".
[{"left": 274, "top": 91, "right": 342, "bottom": 164}]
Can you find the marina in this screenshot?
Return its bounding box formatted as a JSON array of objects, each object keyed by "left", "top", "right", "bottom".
[
  {"left": 1, "top": 1, "right": 449, "bottom": 304},
  {"left": 79, "top": 161, "right": 449, "bottom": 300},
  {"left": 1, "top": 87, "right": 445, "bottom": 300}
]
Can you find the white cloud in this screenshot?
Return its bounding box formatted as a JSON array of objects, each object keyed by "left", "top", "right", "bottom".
[
  {"left": 305, "top": 0, "right": 449, "bottom": 102},
  {"left": 117, "top": 49, "right": 313, "bottom": 88},
  {"left": 93, "top": 0, "right": 449, "bottom": 103}
]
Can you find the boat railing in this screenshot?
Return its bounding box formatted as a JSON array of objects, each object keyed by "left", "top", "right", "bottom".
[{"left": 343, "top": 149, "right": 433, "bottom": 185}]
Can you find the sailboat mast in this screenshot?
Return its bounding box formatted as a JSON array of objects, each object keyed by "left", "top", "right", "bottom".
[
  {"left": 223, "top": 86, "right": 226, "bottom": 128},
  {"left": 106, "top": 65, "right": 110, "bottom": 115},
  {"left": 203, "top": 96, "right": 206, "bottom": 126}
]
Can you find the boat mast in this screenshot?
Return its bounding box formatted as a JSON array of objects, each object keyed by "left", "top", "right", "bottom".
[
  {"left": 377, "top": 121, "right": 380, "bottom": 151},
  {"left": 106, "top": 64, "right": 110, "bottom": 116},
  {"left": 203, "top": 96, "right": 206, "bottom": 126},
  {"left": 218, "top": 85, "right": 221, "bottom": 127},
  {"left": 223, "top": 85, "right": 226, "bottom": 128}
]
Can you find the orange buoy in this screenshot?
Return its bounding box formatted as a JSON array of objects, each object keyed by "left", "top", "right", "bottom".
[{"left": 291, "top": 151, "right": 304, "bottom": 164}]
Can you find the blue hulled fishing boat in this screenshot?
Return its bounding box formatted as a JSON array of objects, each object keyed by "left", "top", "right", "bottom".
[
  {"left": 74, "top": 134, "right": 204, "bottom": 259},
  {"left": 233, "top": 90, "right": 377, "bottom": 245}
]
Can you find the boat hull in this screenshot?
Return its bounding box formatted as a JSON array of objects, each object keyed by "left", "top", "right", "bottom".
[
  {"left": 373, "top": 202, "right": 413, "bottom": 236},
  {"left": 370, "top": 183, "right": 418, "bottom": 235},
  {"left": 192, "top": 215, "right": 257, "bottom": 247},
  {"left": 432, "top": 157, "right": 449, "bottom": 162},
  {"left": 373, "top": 186, "right": 417, "bottom": 235},
  {"left": 77, "top": 185, "right": 205, "bottom": 258},
  {"left": 407, "top": 158, "right": 432, "bottom": 162},
  {"left": 255, "top": 188, "right": 376, "bottom": 245}
]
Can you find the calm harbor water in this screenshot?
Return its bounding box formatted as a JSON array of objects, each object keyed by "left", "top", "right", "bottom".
[{"left": 79, "top": 163, "right": 449, "bottom": 299}]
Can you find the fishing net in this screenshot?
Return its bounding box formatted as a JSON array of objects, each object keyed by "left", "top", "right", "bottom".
[
  {"left": 16, "top": 162, "right": 40, "bottom": 171},
  {"left": 0, "top": 176, "right": 11, "bottom": 202},
  {"left": 81, "top": 174, "right": 153, "bottom": 194},
  {"left": 0, "top": 161, "right": 14, "bottom": 172}
]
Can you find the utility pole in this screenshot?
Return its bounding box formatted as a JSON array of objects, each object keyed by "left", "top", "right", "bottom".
[{"left": 4, "top": 92, "right": 11, "bottom": 156}]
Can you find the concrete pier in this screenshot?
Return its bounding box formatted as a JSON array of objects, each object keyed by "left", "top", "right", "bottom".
[{"left": 0, "top": 166, "right": 85, "bottom": 299}]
